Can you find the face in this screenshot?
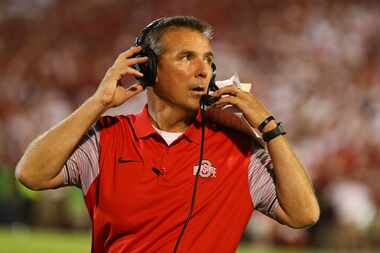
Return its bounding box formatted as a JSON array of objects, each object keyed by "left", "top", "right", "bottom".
[{"left": 153, "top": 27, "right": 214, "bottom": 111}]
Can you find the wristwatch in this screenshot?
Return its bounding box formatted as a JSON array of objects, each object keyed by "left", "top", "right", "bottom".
[{"left": 262, "top": 122, "right": 287, "bottom": 142}]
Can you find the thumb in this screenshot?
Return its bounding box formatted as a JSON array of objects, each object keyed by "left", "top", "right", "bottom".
[{"left": 112, "top": 83, "right": 144, "bottom": 107}]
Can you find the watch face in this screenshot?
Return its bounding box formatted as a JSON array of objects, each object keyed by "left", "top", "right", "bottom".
[
  {"left": 278, "top": 123, "right": 286, "bottom": 134},
  {"left": 278, "top": 123, "right": 284, "bottom": 131}
]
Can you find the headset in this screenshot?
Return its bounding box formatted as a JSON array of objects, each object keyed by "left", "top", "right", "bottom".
[
  {"left": 133, "top": 17, "right": 219, "bottom": 106},
  {"left": 133, "top": 18, "right": 219, "bottom": 253}
]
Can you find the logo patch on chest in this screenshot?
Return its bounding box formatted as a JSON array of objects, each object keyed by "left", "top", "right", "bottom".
[{"left": 193, "top": 160, "right": 216, "bottom": 178}]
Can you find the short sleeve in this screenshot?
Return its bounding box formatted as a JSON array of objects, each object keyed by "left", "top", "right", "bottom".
[
  {"left": 248, "top": 148, "right": 279, "bottom": 218},
  {"left": 63, "top": 124, "right": 100, "bottom": 192}
]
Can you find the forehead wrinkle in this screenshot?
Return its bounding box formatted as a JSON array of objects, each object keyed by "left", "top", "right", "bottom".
[{"left": 160, "top": 27, "right": 212, "bottom": 56}]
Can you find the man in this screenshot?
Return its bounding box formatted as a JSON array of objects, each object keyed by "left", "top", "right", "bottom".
[{"left": 16, "top": 16, "right": 319, "bottom": 252}]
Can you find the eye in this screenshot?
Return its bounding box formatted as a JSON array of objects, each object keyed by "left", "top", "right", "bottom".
[
  {"left": 183, "top": 53, "right": 193, "bottom": 60},
  {"left": 206, "top": 57, "right": 213, "bottom": 65}
]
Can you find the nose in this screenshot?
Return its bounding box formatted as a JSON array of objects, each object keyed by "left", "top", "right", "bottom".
[{"left": 194, "top": 58, "right": 208, "bottom": 80}]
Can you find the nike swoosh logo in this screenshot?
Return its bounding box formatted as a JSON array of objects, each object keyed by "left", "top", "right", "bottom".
[{"left": 118, "top": 158, "right": 141, "bottom": 164}]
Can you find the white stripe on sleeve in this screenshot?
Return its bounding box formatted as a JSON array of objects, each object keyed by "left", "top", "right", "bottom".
[
  {"left": 248, "top": 148, "right": 279, "bottom": 218},
  {"left": 63, "top": 124, "right": 100, "bottom": 194}
]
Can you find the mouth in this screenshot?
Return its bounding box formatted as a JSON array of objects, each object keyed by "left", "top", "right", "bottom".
[{"left": 190, "top": 86, "right": 207, "bottom": 95}]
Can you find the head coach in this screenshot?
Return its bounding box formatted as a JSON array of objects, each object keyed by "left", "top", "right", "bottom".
[{"left": 15, "top": 16, "right": 320, "bottom": 253}]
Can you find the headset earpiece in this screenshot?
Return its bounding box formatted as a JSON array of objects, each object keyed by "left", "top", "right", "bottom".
[
  {"left": 133, "top": 47, "right": 158, "bottom": 87},
  {"left": 208, "top": 63, "right": 217, "bottom": 91},
  {"left": 132, "top": 18, "right": 164, "bottom": 87}
]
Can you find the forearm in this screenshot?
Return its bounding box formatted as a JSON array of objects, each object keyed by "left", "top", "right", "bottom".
[
  {"left": 15, "top": 96, "right": 106, "bottom": 189},
  {"left": 264, "top": 122, "right": 320, "bottom": 227}
]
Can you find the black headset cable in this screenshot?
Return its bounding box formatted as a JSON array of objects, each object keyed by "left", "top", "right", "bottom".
[{"left": 172, "top": 98, "right": 208, "bottom": 253}]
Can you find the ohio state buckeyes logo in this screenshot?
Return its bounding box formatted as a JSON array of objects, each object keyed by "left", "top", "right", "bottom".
[{"left": 193, "top": 160, "right": 216, "bottom": 178}]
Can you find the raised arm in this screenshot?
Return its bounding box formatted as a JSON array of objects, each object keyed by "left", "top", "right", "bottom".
[
  {"left": 211, "top": 84, "right": 320, "bottom": 228},
  {"left": 15, "top": 46, "right": 147, "bottom": 190}
]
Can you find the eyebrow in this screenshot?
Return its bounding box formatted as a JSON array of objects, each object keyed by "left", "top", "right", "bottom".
[
  {"left": 205, "top": 51, "right": 215, "bottom": 60},
  {"left": 177, "top": 50, "right": 214, "bottom": 60}
]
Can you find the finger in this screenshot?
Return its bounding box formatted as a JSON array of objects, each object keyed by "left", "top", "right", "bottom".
[
  {"left": 112, "top": 66, "right": 143, "bottom": 78},
  {"left": 214, "top": 84, "right": 241, "bottom": 97},
  {"left": 126, "top": 56, "right": 149, "bottom": 66},
  {"left": 124, "top": 67, "right": 144, "bottom": 77},
  {"left": 126, "top": 83, "right": 144, "bottom": 92},
  {"left": 214, "top": 95, "right": 241, "bottom": 106},
  {"left": 211, "top": 102, "right": 228, "bottom": 109},
  {"left": 123, "top": 83, "right": 144, "bottom": 99},
  {"left": 119, "top": 46, "right": 143, "bottom": 59},
  {"left": 113, "top": 83, "right": 144, "bottom": 106}
]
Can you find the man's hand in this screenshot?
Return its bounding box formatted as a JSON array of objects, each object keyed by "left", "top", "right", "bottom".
[
  {"left": 211, "top": 84, "right": 273, "bottom": 130},
  {"left": 93, "top": 46, "right": 148, "bottom": 111}
]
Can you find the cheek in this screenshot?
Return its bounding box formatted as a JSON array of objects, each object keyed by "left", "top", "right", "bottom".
[{"left": 158, "top": 64, "right": 190, "bottom": 87}]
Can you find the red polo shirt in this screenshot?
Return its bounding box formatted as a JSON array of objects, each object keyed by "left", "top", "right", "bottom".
[{"left": 64, "top": 105, "right": 279, "bottom": 253}]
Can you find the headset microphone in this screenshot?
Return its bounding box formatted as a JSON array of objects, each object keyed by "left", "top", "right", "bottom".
[{"left": 200, "top": 62, "right": 219, "bottom": 106}]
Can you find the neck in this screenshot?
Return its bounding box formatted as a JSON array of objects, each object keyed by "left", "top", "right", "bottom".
[{"left": 147, "top": 89, "right": 197, "bottom": 132}]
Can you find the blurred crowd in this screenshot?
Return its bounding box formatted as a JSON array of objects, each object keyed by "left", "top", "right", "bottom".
[{"left": 1, "top": 0, "right": 379, "bottom": 250}]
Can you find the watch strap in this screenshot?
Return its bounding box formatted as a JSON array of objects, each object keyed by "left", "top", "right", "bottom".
[
  {"left": 258, "top": 115, "right": 275, "bottom": 132},
  {"left": 262, "top": 122, "right": 287, "bottom": 142}
]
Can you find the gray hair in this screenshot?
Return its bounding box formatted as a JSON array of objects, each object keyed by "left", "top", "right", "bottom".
[{"left": 142, "top": 16, "right": 214, "bottom": 56}]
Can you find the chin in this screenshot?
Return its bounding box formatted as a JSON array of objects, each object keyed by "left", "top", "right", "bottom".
[{"left": 181, "top": 99, "right": 201, "bottom": 112}]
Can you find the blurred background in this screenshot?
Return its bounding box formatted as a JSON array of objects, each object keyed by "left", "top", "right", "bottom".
[{"left": 1, "top": 0, "right": 380, "bottom": 252}]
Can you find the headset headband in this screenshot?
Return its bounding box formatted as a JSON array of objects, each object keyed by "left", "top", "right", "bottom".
[{"left": 135, "top": 18, "right": 166, "bottom": 46}]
